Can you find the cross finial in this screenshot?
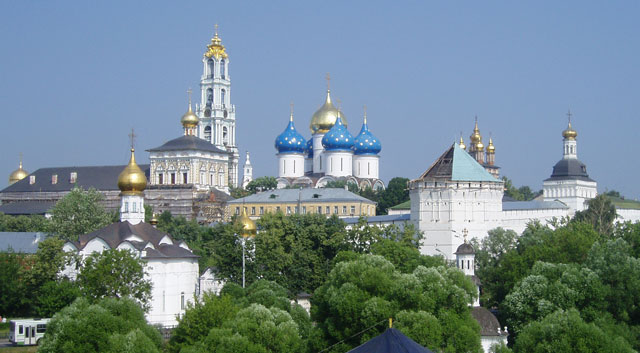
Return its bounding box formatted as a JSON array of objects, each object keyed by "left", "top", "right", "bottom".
[
  {"left": 325, "top": 73, "right": 331, "bottom": 91},
  {"left": 363, "top": 104, "right": 367, "bottom": 124},
  {"left": 214, "top": 24, "right": 219, "bottom": 36},
  {"left": 19, "top": 152, "right": 23, "bottom": 168},
  {"left": 290, "top": 101, "right": 294, "bottom": 122},
  {"left": 463, "top": 228, "right": 469, "bottom": 243},
  {"left": 336, "top": 98, "right": 342, "bottom": 111},
  {"left": 566, "top": 109, "right": 572, "bottom": 124},
  {"left": 128, "top": 128, "right": 136, "bottom": 150},
  {"left": 187, "top": 88, "right": 192, "bottom": 106}
]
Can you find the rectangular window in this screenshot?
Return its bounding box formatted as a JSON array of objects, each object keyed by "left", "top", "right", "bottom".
[
  {"left": 158, "top": 174, "right": 164, "bottom": 185},
  {"left": 326, "top": 206, "right": 330, "bottom": 214},
  {"left": 351, "top": 206, "right": 356, "bottom": 215},
  {"left": 19, "top": 325, "right": 23, "bottom": 335},
  {"left": 287, "top": 206, "right": 292, "bottom": 215},
  {"left": 276, "top": 206, "right": 281, "bottom": 212},
  {"left": 334, "top": 206, "right": 338, "bottom": 214},
  {"left": 210, "top": 174, "right": 214, "bottom": 185},
  {"left": 183, "top": 172, "right": 188, "bottom": 184},
  {"left": 341, "top": 158, "right": 343, "bottom": 171},
  {"left": 235, "top": 207, "right": 240, "bottom": 215},
  {"left": 200, "top": 172, "right": 205, "bottom": 184},
  {"left": 171, "top": 173, "right": 176, "bottom": 184},
  {"left": 132, "top": 202, "right": 137, "bottom": 212},
  {"left": 51, "top": 174, "right": 58, "bottom": 184},
  {"left": 259, "top": 207, "right": 264, "bottom": 215},
  {"left": 251, "top": 207, "right": 256, "bottom": 215},
  {"left": 302, "top": 206, "right": 306, "bottom": 214},
  {"left": 124, "top": 202, "right": 129, "bottom": 212},
  {"left": 30, "top": 175, "right": 35, "bottom": 184},
  {"left": 70, "top": 172, "right": 77, "bottom": 183},
  {"left": 343, "top": 206, "right": 347, "bottom": 214},
  {"left": 181, "top": 292, "right": 185, "bottom": 310},
  {"left": 295, "top": 206, "right": 299, "bottom": 214},
  {"left": 317, "top": 206, "right": 322, "bottom": 214},
  {"left": 293, "top": 160, "right": 296, "bottom": 173},
  {"left": 36, "top": 324, "right": 46, "bottom": 334}
]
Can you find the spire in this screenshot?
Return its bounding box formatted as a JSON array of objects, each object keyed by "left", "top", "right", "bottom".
[
  {"left": 459, "top": 135, "right": 466, "bottom": 150},
  {"left": 363, "top": 105, "right": 367, "bottom": 125},
  {"left": 290, "top": 101, "right": 294, "bottom": 122},
  {"left": 325, "top": 73, "right": 332, "bottom": 105}
]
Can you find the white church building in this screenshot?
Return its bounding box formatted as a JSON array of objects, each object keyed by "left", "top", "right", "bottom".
[{"left": 63, "top": 148, "right": 200, "bottom": 326}]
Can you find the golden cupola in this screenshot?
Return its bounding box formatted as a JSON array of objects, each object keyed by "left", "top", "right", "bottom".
[
  {"left": 118, "top": 149, "right": 147, "bottom": 196},
  {"left": 181, "top": 101, "right": 199, "bottom": 129},
  {"left": 8, "top": 158, "right": 28, "bottom": 185},
  {"left": 470, "top": 119, "right": 482, "bottom": 144},
  {"left": 204, "top": 25, "right": 228, "bottom": 59},
  {"left": 459, "top": 136, "right": 466, "bottom": 150},
  {"left": 238, "top": 207, "right": 257, "bottom": 238},
  {"left": 487, "top": 137, "right": 495, "bottom": 153},
  {"left": 310, "top": 75, "right": 347, "bottom": 134},
  {"left": 562, "top": 121, "right": 577, "bottom": 140}
]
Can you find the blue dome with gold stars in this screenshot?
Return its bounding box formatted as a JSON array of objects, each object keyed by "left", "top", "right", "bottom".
[
  {"left": 275, "top": 118, "right": 306, "bottom": 154},
  {"left": 322, "top": 116, "right": 354, "bottom": 151},
  {"left": 306, "top": 139, "right": 313, "bottom": 158},
  {"left": 353, "top": 120, "right": 381, "bottom": 155}
]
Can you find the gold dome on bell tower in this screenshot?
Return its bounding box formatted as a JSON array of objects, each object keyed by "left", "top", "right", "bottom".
[
  {"left": 204, "top": 24, "right": 228, "bottom": 60},
  {"left": 310, "top": 74, "right": 347, "bottom": 134},
  {"left": 562, "top": 110, "right": 577, "bottom": 140},
  {"left": 9, "top": 155, "right": 28, "bottom": 185},
  {"left": 118, "top": 146, "right": 147, "bottom": 196}
]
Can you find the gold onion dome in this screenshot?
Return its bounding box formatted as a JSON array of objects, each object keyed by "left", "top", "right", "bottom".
[
  {"left": 487, "top": 137, "right": 495, "bottom": 153},
  {"left": 459, "top": 136, "right": 466, "bottom": 150},
  {"left": 238, "top": 207, "right": 256, "bottom": 238},
  {"left": 204, "top": 26, "right": 228, "bottom": 59},
  {"left": 562, "top": 122, "right": 577, "bottom": 140},
  {"left": 118, "top": 149, "right": 147, "bottom": 196},
  {"left": 181, "top": 103, "right": 199, "bottom": 128},
  {"left": 310, "top": 90, "right": 347, "bottom": 134},
  {"left": 9, "top": 160, "right": 28, "bottom": 185},
  {"left": 470, "top": 119, "right": 482, "bottom": 144}
]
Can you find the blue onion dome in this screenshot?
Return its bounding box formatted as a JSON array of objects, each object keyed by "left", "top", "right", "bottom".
[
  {"left": 321, "top": 116, "right": 354, "bottom": 151},
  {"left": 353, "top": 116, "right": 381, "bottom": 155},
  {"left": 306, "top": 139, "right": 313, "bottom": 158},
  {"left": 275, "top": 114, "right": 306, "bottom": 154}
]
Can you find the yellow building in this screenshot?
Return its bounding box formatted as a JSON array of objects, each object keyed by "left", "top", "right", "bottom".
[{"left": 227, "top": 188, "right": 376, "bottom": 220}]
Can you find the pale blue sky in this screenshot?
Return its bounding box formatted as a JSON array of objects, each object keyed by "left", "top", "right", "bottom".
[{"left": 1, "top": 1, "right": 638, "bottom": 198}]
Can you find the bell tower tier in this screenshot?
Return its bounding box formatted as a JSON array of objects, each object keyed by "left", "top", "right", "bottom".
[{"left": 197, "top": 25, "right": 239, "bottom": 188}]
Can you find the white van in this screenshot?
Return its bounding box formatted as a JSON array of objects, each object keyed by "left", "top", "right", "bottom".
[{"left": 9, "top": 318, "right": 50, "bottom": 346}]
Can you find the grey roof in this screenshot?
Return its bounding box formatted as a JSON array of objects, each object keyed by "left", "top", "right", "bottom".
[
  {"left": 228, "top": 188, "right": 376, "bottom": 205},
  {"left": 0, "top": 201, "right": 56, "bottom": 215},
  {"left": 0, "top": 232, "right": 47, "bottom": 253},
  {"left": 502, "top": 200, "right": 569, "bottom": 211},
  {"left": 71, "top": 221, "right": 198, "bottom": 259},
  {"left": 343, "top": 214, "right": 410, "bottom": 224},
  {"left": 455, "top": 242, "right": 475, "bottom": 255},
  {"left": 472, "top": 306, "right": 506, "bottom": 336},
  {"left": 1, "top": 165, "right": 150, "bottom": 193},
  {"left": 545, "top": 158, "right": 595, "bottom": 182},
  {"left": 147, "top": 135, "right": 229, "bottom": 154}
]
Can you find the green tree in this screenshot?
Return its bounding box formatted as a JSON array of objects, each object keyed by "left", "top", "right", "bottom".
[
  {"left": 501, "top": 177, "right": 541, "bottom": 201},
  {"left": 312, "top": 254, "right": 481, "bottom": 352},
  {"left": 246, "top": 176, "right": 278, "bottom": 194},
  {"left": 573, "top": 194, "right": 617, "bottom": 235},
  {"left": 0, "top": 213, "right": 49, "bottom": 232},
  {"left": 47, "top": 187, "right": 112, "bottom": 241},
  {"left": 0, "top": 251, "right": 28, "bottom": 316},
  {"left": 77, "top": 249, "right": 152, "bottom": 309},
  {"left": 39, "top": 297, "right": 162, "bottom": 353},
  {"left": 514, "top": 309, "right": 634, "bottom": 353},
  {"left": 376, "top": 177, "right": 409, "bottom": 214}
]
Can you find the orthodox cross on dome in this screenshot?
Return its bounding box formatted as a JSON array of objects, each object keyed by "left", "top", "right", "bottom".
[
  {"left": 463, "top": 228, "right": 469, "bottom": 243},
  {"left": 566, "top": 109, "right": 573, "bottom": 124},
  {"left": 214, "top": 23, "right": 219, "bottom": 36},
  {"left": 336, "top": 98, "right": 342, "bottom": 114},
  {"left": 363, "top": 104, "right": 367, "bottom": 124},
  {"left": 290, "top": 101, "right": 294, "bottom": 121},
  {"left": 128, "top": 128, "right": 136, "bottom": 150},
  {"left": 187, "top": 88, "right": 193, "bottom": 106},
  {"left": 326, "top": 72, "right": 331, "bottom": 91}
]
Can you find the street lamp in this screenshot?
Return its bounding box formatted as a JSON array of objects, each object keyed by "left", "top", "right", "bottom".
[{"left": 238, "top": 207, "right": 256, "bottom": 288}]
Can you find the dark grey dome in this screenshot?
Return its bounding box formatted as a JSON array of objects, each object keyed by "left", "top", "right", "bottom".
[
  {"left": 455, "top": 242, "right": 475, "bottom": 255},
  {"left": 545, "top": 158, "right": 594, "bottom": 182}
]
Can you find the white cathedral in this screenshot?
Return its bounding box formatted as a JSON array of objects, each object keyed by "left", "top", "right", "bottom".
[{"left": 274, "top": 81, "right": 385, "bottom": 191}]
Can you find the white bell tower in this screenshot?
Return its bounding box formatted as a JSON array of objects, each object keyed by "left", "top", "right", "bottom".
[
  {"left": 197, "top": 25, "right": 239, "bottom": 188},
  {"left": 242, "top": 151, "right": 253, "bottom": 188}
]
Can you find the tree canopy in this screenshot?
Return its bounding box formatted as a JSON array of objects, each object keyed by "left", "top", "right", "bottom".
[{"left": 47, "top": 187, "right": 112, "bottom": 241}]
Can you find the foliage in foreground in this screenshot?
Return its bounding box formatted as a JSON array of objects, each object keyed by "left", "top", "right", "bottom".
[{"left": 39, "top": 297, "right": 162, "bottom": 353}]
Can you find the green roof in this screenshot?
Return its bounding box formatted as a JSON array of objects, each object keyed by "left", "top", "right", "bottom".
[
  {"left": 389, "top": 200, "right": 411, "bottom": 210},
  {"left": 417, "top": 143, "right": 500, "bottom": 183}
]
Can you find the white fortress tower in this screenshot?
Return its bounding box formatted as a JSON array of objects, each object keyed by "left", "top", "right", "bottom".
[
  {"left": 197, "top": 25, "right": 240, "bottom": 187},
  {"left": 543, "top": 111, "right": 597, "bottom": 213},
  {"left": 410, "top": 143, "right": 504, "bottom": 260}
]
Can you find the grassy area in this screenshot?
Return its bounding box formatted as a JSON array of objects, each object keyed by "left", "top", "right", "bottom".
[
  {"left": 607, "top": 196, "right": 640, "bottom": 210},
  {"left": 0, "top": 346, "right": 38, "bottom": 353}
]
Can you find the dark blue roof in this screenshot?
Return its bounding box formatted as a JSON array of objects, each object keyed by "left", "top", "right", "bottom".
[
  {"left": 353, "top": 121, "right": 381, "bottom": 155},
  {"left": 322, "top": 117, "right": 354, "bottom": 151},
  {"left": 545, "top": 158, "right": 595, "bottom": 182},
  {"left": 147, "top": 135, "right": 228, "bottom": 154},
  {"left": 275, "top": 119, "right": 306, "bottom": 154},
  {"left": 347, "top": 328, "right": 435, "bottom": 353},
  {"left": 0, "top": 232, "right": 47, "bottom": 253}
]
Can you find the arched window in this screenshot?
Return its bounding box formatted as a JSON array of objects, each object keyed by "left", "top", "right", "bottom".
[
  {"left": 220, "top": 59, "right": 226, "bottom": 79},
  {"left": 206, "top": 88, "right": 213, "bottom": 107},
  {"left": 204, "top": 126, "right": 212, "bottom": 142},
  {"left": 221, "top": 89, "right": 226, "bottom": 107},
  {"left": 208, "top": 58, "right": 215, "bottom": 78},
  {"left": 223, "top": 126, "right": 228, "bottom": 145}
]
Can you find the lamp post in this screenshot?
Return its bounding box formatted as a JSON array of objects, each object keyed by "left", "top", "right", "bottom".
[{"left": 238, "top": 207, "right": 256, "bottom": 288}]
